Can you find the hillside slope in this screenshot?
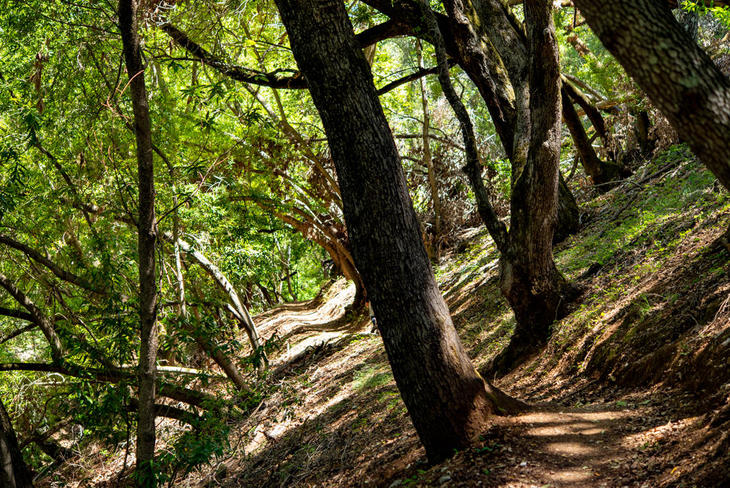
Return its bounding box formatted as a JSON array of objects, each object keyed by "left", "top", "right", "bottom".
[{"left": 49, "top": 147, "right": 730, "bottom": 487}]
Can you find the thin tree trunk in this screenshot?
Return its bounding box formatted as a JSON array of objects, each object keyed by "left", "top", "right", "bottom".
[
  {"left": 417, "top": 0, "right": 509, "bottom": 254},
  {"left": 574, "top": 0, "right": 730, "bottom": 191},
  {"left": 273, "top": 0, "right": 523, "bottom": 463},
  {"left": 555, "top": 172, "right": 580, "bottom": 242},
  {"left": 416, "top": 39, "right": 442, "bottom": 240},
  {"left": 634, "top": 110, "right": 655, "bottom": 158},
  {"left": 119, "top": 1, "right": 159, "bottom": 484},
  {"left": 172, "top": 236, "right": 264, "bottom": 364},
  {"left": 561, "top": 87, "right": 627, "bottom": 189},
  {"left": 187, "top": 323, "right": 248, "bottom": 391},
  {"left": 562, "top": 79, "right": 610, "bottom": 147},
  {"left": 0, "top": 398, "right": 34, "bottom": 488}
]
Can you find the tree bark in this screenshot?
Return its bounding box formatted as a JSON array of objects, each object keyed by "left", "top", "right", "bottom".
[
  {"left": 273, "top": 0, "right": 522, "bottom": 462},
  {"left": 561, "top": 87, "right": 627, "bottom": 189},
  {"left": 171, "top": 235, "right": 263, "bottom": 361},
  {"left": 574, "top": 0, "right": 730, "bottom": 191},
  {"left": 490, "top": 0, "right": 579, "bottom": 375},
  {"left": 366, "top": 0, "right": 581, "bottom": 243},
  {"left": 0, "top": 398, "right": 34, "bottom": 488},
  {"left": 419, "top": 0, "right": 509, "bottom": 254},
  {"left": 119, "top": 0, "right": 159, "bottom": 485}
]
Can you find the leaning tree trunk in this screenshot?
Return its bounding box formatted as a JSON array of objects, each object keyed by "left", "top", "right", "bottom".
[
  {"left": 574, "top": 0, "right": 730, "bottom": 191},
  {"left": 119, "top": 0, "right": 159, "bottom": 485},
  {"left": 172, "top": 236, "right": 263, "bottom": 361},
  {"left": 0, "top": 399, "right": 33, "bottom": 488},
  {"left": 273, "top": 0, "right": 523, "bottom": 463},
  {"left": 561, "top": 87, "right": 626, "bottom": 189}
]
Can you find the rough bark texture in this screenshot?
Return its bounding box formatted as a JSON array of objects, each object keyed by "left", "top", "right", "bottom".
[
  {"left": 0, "top": 399, "right": 33, "bottom": 488},
  {"left": 441, "top": 0, "right": 518, "bottom": 151},
  {"left": 273, "top": 0, "right": 509, "bottom": 462},
  {"left": 491, "top": 0, "right": 578, "bottom": 375},
  {"left": 119, "top": 0, "right": 159, "bottom": 484},
  {"left": 413, "top": 0, "right": 576, "bottom": 372},
  {"left": 574, "top": 0, "right": 730, "bottom": 191}
]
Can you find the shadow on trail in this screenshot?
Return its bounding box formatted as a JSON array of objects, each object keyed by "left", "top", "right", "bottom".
[{"left": 205, "top": 380, "right": 422, "bottom": 488}]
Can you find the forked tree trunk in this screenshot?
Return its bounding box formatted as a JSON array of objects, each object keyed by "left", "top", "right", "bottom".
[
  {"left": 0, "top": 399, "right": 33, "bottom": 488},
  {"left": 273, "top": 0, "right": 523, "bottom": 462},
  {"left": 574, "top": 0, "right": 730, "bottom": 191},
  {"left": 492, "top": 0, "right": 579, "bottom": 375},
  {"left": 119, "top": 0, "right": 159, "bottom": 485}
]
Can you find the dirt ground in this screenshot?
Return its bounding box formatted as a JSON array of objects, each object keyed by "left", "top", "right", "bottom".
[{"left": 43, "top": 156, "right": 730, "bottom": 488}]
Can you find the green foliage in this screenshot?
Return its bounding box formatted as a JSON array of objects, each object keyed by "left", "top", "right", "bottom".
[
  {"left": 155, "top": 413, "right": 231, "bottom": 483},
  {"left": 682, "top": 1, "right": 730, "bottom": 29}
]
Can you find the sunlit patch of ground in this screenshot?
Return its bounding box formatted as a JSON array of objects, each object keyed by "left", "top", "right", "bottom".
[{"left": 42, "top": 149, "right": 730, "bottom": 487}]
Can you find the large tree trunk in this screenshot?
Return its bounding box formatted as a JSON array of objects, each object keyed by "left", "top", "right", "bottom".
[
  {"left": 574, "top": 0, "right": 730, "bottom": 191},
  {"left": 0, "top": 399, "right": 33, "bottom": 488},
  {"left": 119, "top": 1, "right": 159, "bottom": 485},
  {"left": 491, "top": 0, "right": 579, "bottom": 375},
  {"left": 273, "top": 0, "right": 523, "bottom": 463},
  {"left": 441, "top": 0, "right": 580, "bottom": 239}
]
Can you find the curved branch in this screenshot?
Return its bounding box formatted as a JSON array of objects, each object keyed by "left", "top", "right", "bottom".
[
  {"left": 161, "top": 21, "right": 416, "bottom": 97},
  {"left": 0, "top": 235, "right": 101, "bottom": 294},
  {"left": 0, "top": 274, "right": 64, "bottom": 362},
  {"left": 0, "top": 323, "right": 36, "bottom": 346},
  {"left": 166, "top": 235, "right": 263, "bottom": 362},
  {"left": 375, "top": 62, "right": 452, "bottom": 95},
  {"left": 0, "top": 362, "right": 217, "bottom": 409},
  {"left": 0, "top": 307, "right": 33, "bottom": 322}
]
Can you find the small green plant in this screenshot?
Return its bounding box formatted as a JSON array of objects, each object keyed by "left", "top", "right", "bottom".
[{"left": 352, "top": 365, "right": 392, "bottom": 391}]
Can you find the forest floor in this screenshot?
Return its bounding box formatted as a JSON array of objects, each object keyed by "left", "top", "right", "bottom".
[{"left": 58, "top": 146, "right": 730, "bottom": 487}]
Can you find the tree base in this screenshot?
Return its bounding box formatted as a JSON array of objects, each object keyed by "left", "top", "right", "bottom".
[
  {"left": 481, "top": 333, "right": 542, "bottom": 379},
  {"left": 592, "top": 161, "right": 633, "bottom": 193},
  {"left": 489, "top": 275, "right": 582, "bottom": 379}
]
